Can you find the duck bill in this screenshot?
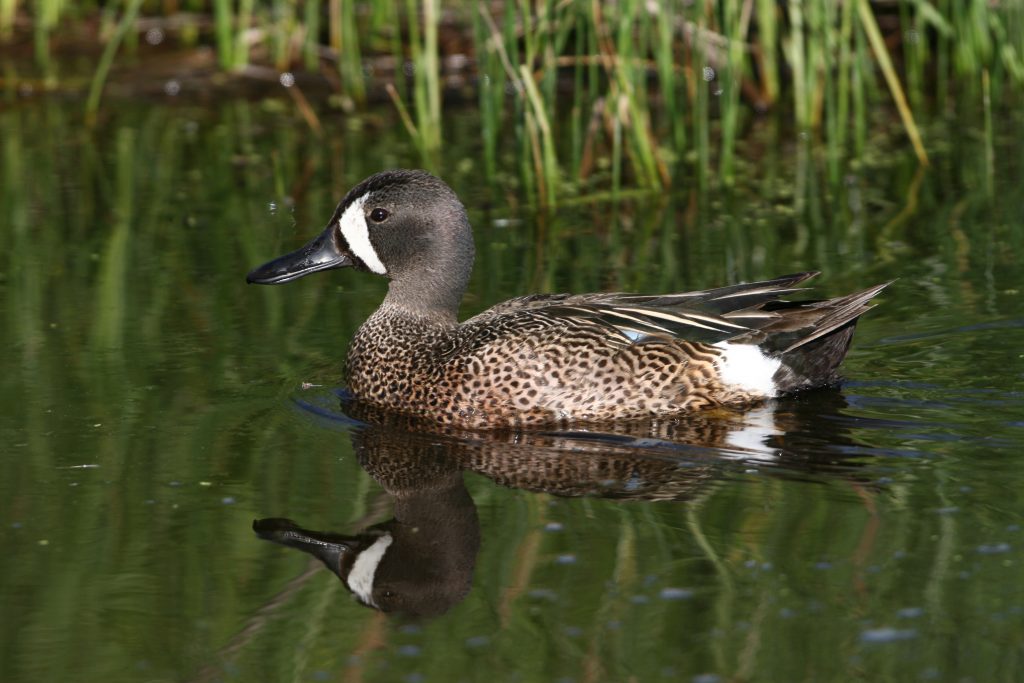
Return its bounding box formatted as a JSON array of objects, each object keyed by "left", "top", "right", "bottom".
[
  {"left": 253, "top": 518, "right": 357, "bottom": 577},
  {"left": 246, "top": 226, "right": 353, "bottom": 285}
]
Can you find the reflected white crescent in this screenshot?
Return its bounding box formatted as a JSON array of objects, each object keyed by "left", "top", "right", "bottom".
[{"left": 347, "top": 533, "right": 393, "bottom": 608}]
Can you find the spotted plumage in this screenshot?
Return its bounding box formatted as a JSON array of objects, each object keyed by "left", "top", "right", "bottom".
[{"left": 248, "top": 169, "right": 888, "bottom": 429}]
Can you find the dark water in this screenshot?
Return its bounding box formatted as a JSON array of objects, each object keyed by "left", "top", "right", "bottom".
[{"left": 1, "top": 97, "right": 1023, "bottom": 683}]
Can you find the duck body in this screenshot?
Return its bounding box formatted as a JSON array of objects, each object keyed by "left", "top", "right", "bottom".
[{"left": 248, "top": 170, "right": 887, "bottom": 429}]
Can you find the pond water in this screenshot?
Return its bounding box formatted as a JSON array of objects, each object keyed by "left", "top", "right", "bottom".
[{"left": 1, "top": 96, "right": 1023, "bottom": 683}]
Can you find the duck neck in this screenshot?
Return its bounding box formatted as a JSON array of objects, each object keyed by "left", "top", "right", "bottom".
[{"left": 382, "top": 271, "right": 466, "bottom": 327}]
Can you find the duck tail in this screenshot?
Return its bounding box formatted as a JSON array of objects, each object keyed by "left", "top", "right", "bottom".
[{"left": 768, "top": 281, "right": 891, "bottom": 393}]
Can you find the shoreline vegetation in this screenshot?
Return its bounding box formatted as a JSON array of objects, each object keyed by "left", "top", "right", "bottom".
[{"left": 2, "top": 1, "right": 1021, "bottom": 199}]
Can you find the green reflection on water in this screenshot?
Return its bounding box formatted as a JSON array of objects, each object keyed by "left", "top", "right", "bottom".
[{"left": 0, "top": 98, "right": 1023, "bottom": 683}]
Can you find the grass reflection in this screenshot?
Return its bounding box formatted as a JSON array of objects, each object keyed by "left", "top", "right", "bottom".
[{"left": 0, "top": 99, "right": 1022, "bottom": 682}]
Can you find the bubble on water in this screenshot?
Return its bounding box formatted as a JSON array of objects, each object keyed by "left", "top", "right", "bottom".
[
  {"left": 702, "top": 66, "right": 715, "bottom": 82},
  {"left": 464, "top": 635, "right": 489, "bottom": 648},
  {"left": 527, "top": 588, "right": 558, "bottom": 601},
  {"left": 860, "top": 627, "right": 917, "bottom": 643},
  {"left": 146, "top": 28, "right": 164, "bottom": 46},
  {"left": 977, "top": 542, "right": 1011, "bottom": 555},
  {"left": 279, "top": 72, "right": 295, "bottom": 88},
  {"left": 164, "top": 80, "right": 181, "bottom": 97},
  {"left": 660, "top": 587, "right": 693, "bottom": 600}
]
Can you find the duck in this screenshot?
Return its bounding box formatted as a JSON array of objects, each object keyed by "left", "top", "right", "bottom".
[{"left": 247, "top": 169, "right": 888, "bottom": 429}]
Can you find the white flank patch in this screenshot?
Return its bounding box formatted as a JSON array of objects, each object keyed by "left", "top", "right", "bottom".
[
  {"left": 338, "top": 194, "right": 387, "bottom": 275},
  {"left": 712, "top": 341, "right": 781, "bottom": 398},
  {"left": 347, "top": 533, "right": 393, "bottom": 607}
]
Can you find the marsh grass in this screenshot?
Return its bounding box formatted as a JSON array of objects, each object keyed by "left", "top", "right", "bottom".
[{"left": 4, "top": 1, "right": 1024, "bottom": 199}]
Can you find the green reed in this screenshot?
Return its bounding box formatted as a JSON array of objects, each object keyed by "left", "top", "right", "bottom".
[{"left": 4, "top": 1, "right": 1024, "bottom": 198}]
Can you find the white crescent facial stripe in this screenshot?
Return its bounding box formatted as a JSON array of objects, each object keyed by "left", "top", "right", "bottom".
[
  {"left": 346, "top": 533, "right": 393, "bottom": 608},
  {"left": 338, "top": 194, "right": 387, "bottom": 275}
]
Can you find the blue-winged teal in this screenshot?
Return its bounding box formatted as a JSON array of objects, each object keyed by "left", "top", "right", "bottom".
[{"left": 247, "top": 169, "right": 888, "bottom": 429}]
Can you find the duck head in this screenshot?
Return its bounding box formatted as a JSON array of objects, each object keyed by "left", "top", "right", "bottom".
[{"left": 246, "top": 169, "right": 475, "bottom": 321}]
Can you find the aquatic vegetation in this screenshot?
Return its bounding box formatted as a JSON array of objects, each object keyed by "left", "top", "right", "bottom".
[{"left": 2, "top": 1, "right": 1022, "bottom": 198}]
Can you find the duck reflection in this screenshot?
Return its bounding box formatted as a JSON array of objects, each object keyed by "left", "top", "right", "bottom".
[{"left": 255, "top": 389, "right": 864, "bottom": 617}]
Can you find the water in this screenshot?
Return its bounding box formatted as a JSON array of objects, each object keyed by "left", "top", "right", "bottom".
[{"left": 1, "top": 97, "right": 1023, "bottom": 683}]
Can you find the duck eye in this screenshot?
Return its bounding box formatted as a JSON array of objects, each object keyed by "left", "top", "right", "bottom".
[{"left": 369, "top": 207, "right": 389, "bottom": 223}]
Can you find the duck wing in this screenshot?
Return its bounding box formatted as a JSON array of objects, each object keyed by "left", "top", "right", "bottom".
[{"left": 467, "top": 272, "right": 825, "bottom": 347}]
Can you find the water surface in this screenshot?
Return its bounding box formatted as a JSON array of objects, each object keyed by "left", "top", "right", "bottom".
[{"left": 1, "top": 97, "right": 1023, "bottom": 682}]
